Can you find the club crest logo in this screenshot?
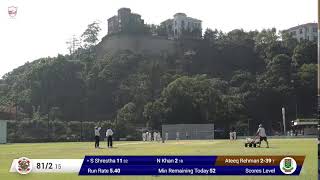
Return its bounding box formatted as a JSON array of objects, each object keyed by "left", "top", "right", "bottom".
[
  {"left": 15, "top": 157, "right": 32, "bottom": 175},
  {"left": 8, "top": 6, "right": 18, "bottom": 18},
  {"left": 280, "top": 157, "right": 297, "bottom": 174}
]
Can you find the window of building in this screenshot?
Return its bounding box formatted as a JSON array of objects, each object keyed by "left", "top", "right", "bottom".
[
  {"left": 291, "top": 31, "right": 297, "bottom": 36},
  {"left": 299, "top": 29, "right": 303, "bottom": 34},
  {"left": 307, "top": 36, "right": 309, "bottom": 40},
  {"left": 313, "top": 27, "right": 317, "bottom": 32},
  {"left": 175, "top": 21, "right": 177, "bottom": 26},
  {"left": 300, "top": 37, "right": 303, "bottom": 41}
]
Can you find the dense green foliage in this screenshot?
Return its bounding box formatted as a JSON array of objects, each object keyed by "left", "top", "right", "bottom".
[{"left": 0, "top": 27, "right": 317, "bottom": 141}]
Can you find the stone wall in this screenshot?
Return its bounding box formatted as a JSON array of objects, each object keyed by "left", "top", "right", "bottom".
[{"left": 96, "top": 34, "right": 177, "bottom": 59}]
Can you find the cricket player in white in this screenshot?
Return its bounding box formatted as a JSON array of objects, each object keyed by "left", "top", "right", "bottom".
[
  {"left": 233, "top": 131, "right": 237, "bottom": 140},
  {"left": 94, "top": 126, "right": 101, "bottom": 148},
  {"left": 145, "top": 132, "right": 149, "bottom": 141},
  {"left": 176, "top": 131, "right": 180, "bottom": 140},
  {"left": 230, "top": 127, "right": 236, "bottom": 140},
  {"left": 153, "top": 132, "right": 157, "bottom": 141},
  {"left": 165, "top": 132, "right": 169, "bottom": 141},
  {"left": 229, "top": 131, "right": 233, "bottom": 140},
  {"left": 142, "top": 132, "right": 146, "bottom": 141},
  {"left": 256, "top": 124, "right": 269, "bottom": 148},
  {"left": 157, "top": 132, "right": 161, "bottom": 142},
  {"left": 148, "top": 132, "right": 152, "bottom": 141},
  {"left": 106, "top": 128, "right": 113, "bottom": 148}
]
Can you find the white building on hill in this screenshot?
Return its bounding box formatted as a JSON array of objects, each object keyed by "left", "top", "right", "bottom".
[
  {"left": 284, "top": 23, "right": 318, "bottom": 42},
  {"left": 161, "top": 13, "right": 202, "bottom": 40}
]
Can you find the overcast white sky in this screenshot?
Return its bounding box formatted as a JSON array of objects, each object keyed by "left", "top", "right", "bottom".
[{"left": 0, "top": 0, "right": 317, "bottom": 78}]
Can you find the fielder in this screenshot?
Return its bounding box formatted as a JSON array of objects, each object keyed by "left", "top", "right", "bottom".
[
  {"left": 229, "top": 127, "right": 236, "bottom": 140},
  {"left": 176, "top": 131, "right": 180, "bottom": 140},
  {"left": 148, "top": 132, "right": 152, "bottom": 141},
  {"left": 153, "top": 131, "right": 157, "bottom": 141},
  {"left": 165, "top": 132, "right": 169, "bottom": 141},
  {"left": 146, "top": 132, "right": 149, "bottom": 141},
  {"left": 157, "top": 131, "right": 161, "bottom": 142},
  {"left": 142, "top": 132, "right": 146, "bottom": 141}
]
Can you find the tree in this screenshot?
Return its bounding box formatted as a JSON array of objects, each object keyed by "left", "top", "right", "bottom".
[
  {"left": 292, "top": 41, "right": 317, "bottom": 67},
  {"left": 226, "top": 29, "right": 251, "bottom": 44},
  {"left": 262, "top": 54, "right": 293, "bottom": 93},
  {"left": 255, "top": 28, "right": 279, "bottom": 49},
  {"left": 254, "top": 28, "right": 282, "bottom": 59},
  {"left": 295, "top": 64, "right": 317, "bottom": 117},
  {"left": 116, "top": 102, "right": 137, "bottom": 123},
  {"left": 143, "top": 100, "right": 165, "bottom": 129},
  {"left": 203, "top": 28, "right": 218, "bottom": 45},
  {"left": 115, "top": 102, "right": 137, "bottom": 138},
  {"left": 281, "top": 31, "right": 298, "bottom": 55},
  {"left": 297, "top": 64, "right": 317, "bottom": 87},
  {"left": 159, "top": 75, "right": 223, "bottom": 124},
  {"left": 81, "top": 21, "right": 101, "bottom": 48}
]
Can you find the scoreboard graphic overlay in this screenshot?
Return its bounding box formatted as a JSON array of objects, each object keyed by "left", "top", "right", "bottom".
[{"left": 10, "top": 156, "right": 305, "bottom": 176}]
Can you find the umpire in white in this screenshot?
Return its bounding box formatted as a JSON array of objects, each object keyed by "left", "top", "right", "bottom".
[
  {"left": 94, "top": 126, "right": 101, "bottom": 148},
  {"left": 106, "top": 127, "right": 114, "bottom": 148}
]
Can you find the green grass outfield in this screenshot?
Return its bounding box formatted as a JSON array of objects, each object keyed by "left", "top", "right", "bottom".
[{"left": 0, "top": 139, "right": 317, "bottom": 180}]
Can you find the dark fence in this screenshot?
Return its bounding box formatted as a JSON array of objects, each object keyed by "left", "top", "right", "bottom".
[{"left": 6, "top": 120, "right": 114, "bottom": 143}]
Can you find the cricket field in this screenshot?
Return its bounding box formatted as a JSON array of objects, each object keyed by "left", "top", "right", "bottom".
[{"left": 0, "top": 139, "right": 317, "bottom": 180}]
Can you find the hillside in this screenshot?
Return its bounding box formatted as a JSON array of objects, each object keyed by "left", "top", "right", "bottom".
[{"left": 0, "top": 29, "right": 317, "bottom": 141}]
